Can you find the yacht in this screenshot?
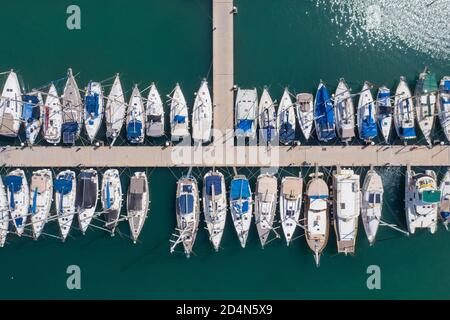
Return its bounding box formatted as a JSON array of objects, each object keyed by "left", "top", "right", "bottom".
[
  {"left": 361, "top": 169, "right": 383, "bottom": 245},
  {"left": 414, "top": 68, "right": 437, "bottom": 146},
  {"left": 279, "top": 175, "right": 303, "bottom": 245},
  {"left": 5, "top": 169, "right": 29, "bottom": 236},
  {"left": 0, "top": 70, "right": 22, "bottom": 137},
  {"left": 84, "top": 81, "right": 104, "bottom": 143},
  {"left": 439, "top": 169, "right": 450, "bottom": 230},
  {"left": 145, "top": 83, "right": 165, "bottom": 138},
  {"left": 229, "top": 175, "right": 253, "bottom": 248},
  {"left": 254, "top": 173, "right": 278, "bottom": 248},
  {"left": 235, "top": 88, "right": 258, "bottom": 139},
  {"left": 105, "top": 74, "right": 126, "bottom": 145},
  {"left": 192, "top": 80, "right": 212, "bottom": 143},
  {"left": 127, "top": 172, "right": 149, "bottom": 243},
  {"left": 314, "top": 82, "right": 336, "bottom": 142},
  {"left": 357, "top": 82, "right": 377, "bottom": 143},
  {"left": 55, "top": 170, "right": 76, "bottom": 241},
  {"left": 42, "top": 84, "right": 62, "bottom": 144},
  {"left": 394, "top": 76, "right": 416, "bottom": 142},
  {"left": 277, "top": 89, "right": 296, "bottom": 145},
  {"left": 0, "top": 178, "right": 9, "bottom": 247},
  {"left": 376, "top": 86, "right": 393, "bottom": 143},
  {"left": 126, "top": 85, "right": 145, "bottom": 144},
  {"left": 76, "top": 169, "right": 98, "bottom": 234},
  {"left": 101, "top": 169, "right": 122, "bottom": 235},
  {"left": 22, "top": 92, "right": 43, "bottom": 145},
  {"left": 29, "top": 169, "right": 53, "bottom": 240},
  {"left": 437, "top": 76, "right": 450, "bottom": 142},
  {"left": 258, "top": 87, "right": 277, "bottom": 146},
  {"left": 170, "top": 84, "right": 189, "bottom": 141},
  {"left": 334, "top": 79, "right": 355, "bottom": 143},
  {"left": 61, "top": 68, "right": 83, "bottom": 144}
]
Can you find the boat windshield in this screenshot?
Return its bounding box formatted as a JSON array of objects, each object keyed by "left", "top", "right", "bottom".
[{"left": 421, "top": 190, "right": 441, "bottom": 204}]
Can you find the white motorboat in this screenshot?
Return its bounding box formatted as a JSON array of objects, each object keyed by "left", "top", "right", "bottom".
[
  {"left": 105, "top": 74, "right": 126, "bottom": 145},
  {"left": 235, "top": 88, "right": 258, "bottom": 139},
  {"left": 254, "top": 173, "right": 278, "bottom": 248},
  {"left": 55, "top": 170, "right": 76, "bottom": 241},
  {"left": 29, "top": 169, "right": 53, "bottom": 240},
  {"left": 229, "top": 175, "right": 253, "bottom": 248},
  {"left": 279, "top": 175, "right": 303, "bottom": 246},
  {"left": 145, "top": 83, "right": 165, "bottom": 138},
  {"left": 84, "top": 81, "right": 104, "bottom": 143},
  {"left": 334, "top": 78, "right": 355, "bottom": 143},
  {"left": 361, "top": 169, "right": 383, "bottom": 245},
  {"left": 170, "top": 83, "right": 189, "bottom": 141},
  {"left": 42, "top": 84, "right": 62, "bottom": 144},
  {"left": 192, "top": 80, "right": 212, "bottom": 143},
  {"left": 127, "top": 172, "right": 149, "bottom": 243},
  {"left": 5, "top": 169, "right": 29, "bottom": 236},
  {"left": 295, "top": 93, "right": 314, "bottom": 141},
  {"left": 76, "top": 169, "right": 98, "bottom": 234},
  {"left": 126, "top": 85, "right": 145, "bottom": 144},
  {"left": 0, "top": 70, "right": 22, "bottom": 137},
  {"left": 101, "top": 169, "right": 122, "bottom": 235}
]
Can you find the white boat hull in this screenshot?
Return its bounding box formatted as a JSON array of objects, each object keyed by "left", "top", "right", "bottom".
[
  {"left": 0, "top": 71, "right": 22, "bottom": 137},
  {"left": 105, "top": 75, "right": 126, "bottom": 143},
  {"left": 192, "top": 80, "right": 212, "bottom": 143},
  {"left": 29, "top": 169, "right": 53, "bottom": 240},
  {"left": 55, "top": 170, "right": 76, "bottom": 241}
]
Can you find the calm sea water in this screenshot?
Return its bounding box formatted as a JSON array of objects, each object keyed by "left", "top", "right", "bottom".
[{"left": 0, "top": 0, "right": 449, "bottom": 299}]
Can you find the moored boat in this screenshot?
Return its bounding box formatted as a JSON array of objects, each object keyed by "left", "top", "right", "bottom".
[
  {"left": 277, "top": 89, "right": 296, "bottom": 145},
  {"left": 295, "top": 93, "right": 314, "bottom": 141},
  {"left": 126, "top": 85, "right": 145, "bottom": 144},
  {"left": 314, "top": 82, "right": 336, "bottom": 142},
  {"left": 55, "top": 170, "right": 76, "bottom": 241},
  {"left": 61, "top": 68, "right": 83, "bottom": 144},
  {"left": 84, "top": 81, "right": 104, "bottom": 143},
  {"left": 29, "top": 169, "right": 53, "bottom": 240},
  {"left": 258, "top": 87, "right": 277, "bottom": 146},
  {"left": 235, "top": 88, "right": 258, "bottom": 139},
  {"left": 145, "top": 83, "right": 165, "bottom": 138},
  {"left": 229, "top": 175, "right": 253, "bottom": 248},
  {"left": 254, "top": 173, "right": 278, "bottom": 247},
  {"left": 437, "top": 76, "right": 450, "bottom": 142},
  {"left": 5, "top": 169, "right": 29, "bottom": 236},
  {"left": 394, "top": 76, "right": 416, "bottom": 142},
  {"left": 105, "top": 74, "right": 126, "bottom": 145},
  {"left": 170, "top": 83, "right": 189, "bottom": 141},
  {"left": 334, "top": 78, "right": 355, "bottom": 143},
  {"left": 0, "top": 70, "right": 22, "bottom": 137},
  {"left": 414, "top": 69, "right": 437, "bottom": 146},
  {"left": 192, "top": 80, "right": 212, "bottom": 144},
  {"left": 127, "top": 172, "right": 149, "bottom": 243},
  {"left": 22, "top": 92, "right": 43, "bottom": 145},
  {"left": 376, "top": 86, "right": 393, "bottom": 143},
  {"left": 361, "top": 169, "right": 383, "bottom": 245},
  {"left": 0, "top": 178, "right": 9, "bottom": 247},
  {"left": 357, "top": 82, "right": 377, "bottom": 143},
  {"left": 279, "top": 175, "right": 303, "bottom": 246},
  {"left": 101, "top": 169, "right": 122, "bottom": 235},
  {"left": 42, "top": 84, "right": 62, "bottom": 144},
  {"left": 76, "top": 169, "right": 98, "bottom": 234},
  {"left": 439, "top": 169, "right": 450, "bottom": 230}
]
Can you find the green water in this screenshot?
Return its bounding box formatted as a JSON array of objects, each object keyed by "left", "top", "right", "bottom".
[{"left": 1, "top": 0, "right": 450, "bottom": 299}]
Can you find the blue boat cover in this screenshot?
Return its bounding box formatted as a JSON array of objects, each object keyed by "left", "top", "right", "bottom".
[
  {"left": 106, "top": 183, "right": 111, "bottom": 209},
  {"left": 361, "top": 104, "right": 377, "bottom": 139},
  {"left": 55, "top": 177, "right": 73, "bottom": 195},
  {"left": 400, "top": 126, "right": 416, "bottom": 138},
  {"left": 377, "top": 91, "right": 391, "bottom": 114},
  {"left": 174, "top": 115, "right": 186, "bottom": 124},
  {"left": 232, "top": 200, "right": 249, "bottom": 215},
  {"left": 441, "top": 211, "right": 450, "bottom": 220},
  {"left": 205, "top": 176, "right": 222, "bottom": 196},
  {"left": 127, "top": 121, "right": 142, "bottom": 140},
  {"left": 85, "top": 94, "right": 99, "bottom": 117},
  {"left": 30, "top": 188, "right": 38, "bottom": 214},
  {"left": 15, "top": 217, "right": 24, "bottom": 227},
  {"left": 178, "top": 194, "right": 194, "bottom": 214},
  {"left": 237, "top": 120, "right": 253, "bottom": 133},
  {"left": 62, "top": 122, "right": 78, "bottom": 144},
  {"left": 22, "top": 95, "right": 40, "bottom": 121},
  {"left": 279, "top": 122, "right": 295, "bottom": 144},
  {"left": 315, "top": 85, "right": 336, "bottom": 141},
  {"left": 5, "top": 175, "right": 23, "bottom": 210},
  {"left": 230, "top": 179, "right": 250, "bottom": 200},
  {"left": 444, "top": 80, "right": 450, "bottom": 91},
  {"left": 182, "top": 184, "right": 192, "bottom": 193},
  {"left": 262, "top": 126, "right": 276, "bottom": 143},
  {"left": 309, "top": 195, "right": 328, "bottom": 200}
]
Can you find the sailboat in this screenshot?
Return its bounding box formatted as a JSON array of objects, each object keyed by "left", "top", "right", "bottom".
[
  {"left": 170, "top": 83, "right": 189, "bottom": 141},
  {"left": 305, "top": 168, "right": 329, "bottom": 267},
  {"left": 414, "top": 68, "right": 437, "bottom": 146},
  {"left": 277, "top": 89, "right": 296, "bottom": 145},
  {"left": 101, "top": 169, "right": 122, "bottom": 235},
  {"left": 127, "top": 172, "right": 149, "bottom": 243},
  {"left": 361, "top": 169, "right": 383, "bottom": 245},
  {"left": 126, "top": 85, "right": 145, "bottom": 144},
  {"left": 84, "top": 81, "right": 104, "bottom": 143},
  {"left": 0, "top": 70, "right": 22, "bottom": 137},
  {"left": 0, "top": 178, "right": 9, "bottom": 247},
  {"left": 314, "top": 82, "right": 336, "bottom": 142},
  {"left": 235, "top": 88, "right": 258, "bottom": 139},
  {"left": 334, "top": 79, "right": 355, "bottom": 143},
  {"left": 279, "top": 175, "right": 303, "bottom": 245},
  {"left": 332, "top": 168, "right": 360, "bottom": 255},
  {"left": 203, "top": 170, "right": 227, "bottom": 251},
  {"left": 229, "top": 175, "right": 253, "bottom": 248},
  {"left": 76, "top": 169, "right": 98, "bottom": 234},
  {"left": 61, "top": 68, "right": 83, "bottom": 144},
  {"left": 192, "top": 80, "right": 212, "bottom": 144},
  {"left": 42, "top": 84, "right": 62, "bottom": 144},
  {"left": 258, "top": 87, "right": 277, "bottom": 146},
  {"left": 22, "top": 91, "right": 43, "bottom": 145},
  {"left": 357, "top": 82, "right": 377, "bottom": 143},
  {"left": 405, "top": 166, "right": 439, "bottom": 234},
  {"left": 376, "top": 86, "right": 393, "bottom": 143},
  {"left": 29, "top": 169, "right": 53, "bottom": 240},
  {"left": 175, "top": 176, "right": 200, "bottom": 257},
  {"left": 55, "top": 170, "right": 76, "bottom": 241},
  {"left": 437, "top": 76, "right": 450, "bottom": 142},
  {"left": 254, "top": 173, "right": 278, "bottom": 248},
  {"left": 5, "top": 169, "right": 29, "bottom": 236},
  {"left": 145, "top": 83, "right": 165, "bottom": 138},
  {"left": 295, "top": 93, "right": 314, "bottom": 141},
  {"left": 394, "top": 76, "right": 416, "bottom": 142},
  {"left": 439, "top": 169, "right": 450, "bottom": 230},
  {"left": 105, "top": 74, "right": 126, "bottom": 145}
]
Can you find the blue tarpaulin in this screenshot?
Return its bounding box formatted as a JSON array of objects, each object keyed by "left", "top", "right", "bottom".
[
  {"left": 400, "top": 126, "right": 416, "bottom": 138},
  {"left": 30, "top": 188, "right": 38, "bottom": 214},
  {"left": 127, "top": 121, "right": 142, "bottom": 141},
  {"left": 314, "top": 84, "right": 336, "bottom": 141},
  {"left": 205, "top": 176, "right": 222, "bottom": 196},
  {"left": 230, "top": 178, "right": 251, "bottom": 201},
  {"left": 22, "top": 95, "right": 40, "bottom": 121},
  {"left": 178, "top": 194, "right": 194, "bottom": 214},
  {"left": 237, "top": 120, "right": 253, "bottom": 133},
  {"left": 174, "top": 115, "right": 186, "bottom": 124},
  {"left": 55, "top": 177, "right": 73, "bottom": 195},
  {"left": 280, "top": 122, "right": 295, "bottom": 144},
  {"left": 85, "top": 94, "right": 99, "bottom": 117},
  {"left": 361, "top": 104, "right": 377, "bottom": 139},
  {"left": 444, "top": 80, "right": 450, "bottom": 91},
  {"left": 5, "top": 175, "right": 23, "bottom": 210},
  {"left": 182, "top": 184, "right": 192, "bottom": 193}
]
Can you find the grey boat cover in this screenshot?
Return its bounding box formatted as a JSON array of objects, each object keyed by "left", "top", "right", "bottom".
[
  {"left": 146, "top": 115, "right": 163, "bottom": 136},
  {"left": 104, "top": 209, "right": 119, "bottom": 229},
  {"left": 128, "top": 177, "right": 146, "bottom": 211},
  {"left": 76, "top": 172, "right": 97, "bottom": 209}
]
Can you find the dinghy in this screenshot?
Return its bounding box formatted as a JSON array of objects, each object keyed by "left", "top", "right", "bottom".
[
  {"left": 437, "top": 76, "right": 450, "bottom": 142},
  {"left": 305, "top": 168, "right": 329, "bottom": 267},
  {"left": 170, "top": 84, "right": 190, "bottom": 141},
  {"left": 203, "top": 171, "right": 227, "bottom": 251},
  {"left": 0, "top": 70, "right": 22, "bottom": 137},
  {"left": 414, "top": 69, "right": 437, "bottom": 146},
  {"left": 334, "top": 79, "right": 355, "bottom": 143},
  {"left": 405, "top": 165, "right": 439, "bottom": 234},
  {"left": 361, "top": 169, "right": 383, "bottom": 245},
  {"left": 277, "top": 89, "right": 296, "bottom": 145},
  {"left": 235, "top": 88, "right": 258, "bottom": 139},
  {"left": 61, "top": 68, "right": 83, "bottom": 144},
  {"left": 22, "top": 92, "right": 43, "bottom": 145},
  {"left": 332, "top": 168, "right": 360, "bottom": 255},
  {"left": 105, "top": 74, "right": 126, "bottom": 145},
  {"left": 29, "top": 169, "right": 53, "bottom": 240},
  {"left": 84, "top": 81, "right": 104, "bottom": 143},
  {"left": 145, "top": 83, "right": 165, "bottom": 138},
  {"left": 229, "top": 175, "right": 253, "bottom": 248},
  {"left": 5, "top": 169, "right": 29, "bottom": 236},
  {"left": 192, "top": 80, "right": 212, "bottom": 144},
  {"left": 175, "top": 176, "right": 200, "bottom": 257},
  {"left": 42, "top": 84, "right": 62, "bottom": 144},
  {"left": 55, "top": 170, "right": 76, "bottom": 241},
  {"left": 439, "top": 169, "right": 450, "bottom": 230},
  {"left": 376, "top": 86, "right": 393, "bottom": 143},
  {"left": 126, "top": 85, "right": 145, "bottom": 144},
  {"left": 254, "top": 173, "right": 278, "bottom": 248},
  {"left": 394, "top": 77, "right": 416, "bottom": 142},
  {"left": 0, "top": 178, "right": 9, "bottom": 247},
  {"left": 295, "top": 93, "right": 314, "bottom": 141},
  {"left": 279, "top": 175, "right": 303, "bottom": 246},
  {"left": 127, "top": 172, "right": 149, "bottom": 243},
  {"left": 357, "top": 82, "right": 377, "bottom": 143},
  {"left": 314, "top": 82, "right": 336, "bottom": 142},
  {"left": 258, "top": 88, "right": 277, "bottom": 146},
  {"left": 101, "top": 169, "right": 122, "bottom": 235},
  {"left": 76, "top": 169, "right": 98, "bottom": 234}
]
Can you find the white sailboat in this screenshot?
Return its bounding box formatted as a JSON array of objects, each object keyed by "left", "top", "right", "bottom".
[
  {"left": 22, "top": 91, "right": 43, "bottom": 145},
  {"left": 259, "top": 87, "right": 277, "bottom": 146},
  {"left": 376, "top": 86, "right": 393, "bottom": 143},
  {"left": 5, "top": 169, "right": 29, "bottom": 236},
  {"left": 126, "top": 85, "right": 145, "bottom": 144},
  {"left": 29, "top": 169, "right": 53, "bottom": 240},
  {"left": 76, "top": 169, "right": 98, "bottom": 234},
  {"left": 0, "top": 178, "right": 9, "bottom": 247},
  {"left": 414, "top": 69, "right": 437, "bottom": 146},
  {"left": 192, "top": 80, "right": 212, "bottom": 144},
  {"left": 277, "top": 89, "right": 296, "bottom": 145},
  {"left": 127, "top": 172, "right": 149, "bottom": 243},
  {"left": 334, "top": 78, "right": 355, "bottom": 143},
  {"left": 439, "top": 169, "right": 450, "bottom": 230},
  {"left": 437, "top": 76, "right": 450, "bottom": 142},
  {"left": 254, "top": 173, "right": 278, "bottom": 248},
  {"left": 42, "top": 84, "right": 62, "bottom": 144},
  {"left": 145, "top": 83, "right": 165, "bottom": 138},
  {"left": 405, "top": 166, "right": 439, "bottom": 234},
  {"left": 105, "top": 74, "right": 126, "bottom": 145},
  {"left": 394, "top": 77, "right": 416, "bottom": 141},
  {"left": 55, "top": 170, "right": 76, "bottom": 241},
  {"left": 0, "top": 70, "right": 22, "bottom": 137},
  {"left": 84, "top": 81, "right": 104, "bottom": 143},
  {"left": 361, "top": 169, "right": 383, "bottom": 245},
  {"left": 101, "top": 169, "right": 122, "bottom": 235},
  {"left": 295, "top": 93, "right": 314, "bottom": 141},
  {"left": 229, "top": 175, "right": 253, "bottom": 248},
  {"left": 170, "top": 84, "right": 189, "bottom": 141},
  {"left": 279, "top": 175, "right": 303, "bottom": 246},
  {"left": 332, "top": 168, "right": 360, "bottom": 255},
  {"left": 61, "top": 68, "right": 83, "bottom": 144},
  {"left": 357, "top": 82, "right": 377, "bottom": 143},
  {"left": 203, "top": 171, "right": 227, "bottom": 251},
  {"left": 235, "top": 88, "right": 258, "bottom": 139}
]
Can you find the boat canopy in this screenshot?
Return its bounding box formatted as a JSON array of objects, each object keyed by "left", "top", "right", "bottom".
[
  {"left": 54, "top": 178, "right": 72, "bottom": 195},
  {"left": 182, "top": 184, "right": 192, "bottom": 193},
  {"left": 280, "top": 122, "right": 295, "bottom": 144},
  {"left": 368, "top": 193, "right": 382, "bottom": 204},
  {"left": 22, "top": 95, "right": 40, "bottom": 121},
  {"left": 62, "top": 122, "right": 78, "bottom": 144},
  {"left": 85, "top": 94, "right": 99, "bottom": 117},
  {"left": 127, "top": 121, "right": 142, "bottom": 140},
  {"left": 378, "top": 91, "right": 391, "bottom": 114},
  {"left": 421, "top": 190, "right": 441, "bottom": 203},
  {"left": 400, "top": 126, "right": 416, "bottom": 138},
  {"left": 441, "top": 211, "right": 450, "bottom": 220},
  {"left": 205, "top": 176, "right": 222, "bottom": 196},
  {"left": 444, "top": 80, "right": 450, "bottom": 91},
  {"left": 76, "top": 173, "right": 96, "bottom": 209},
  {"left": 237, "top": 119, "right": 253, "bottom": 133},
  {"left": 232, "top": 200, "right": 249, "bottom": 215},
  {"left": 361, "top": 108, "right": 377, "bottom": 139},
  {"left": 128, "top": 177, "right": 145, "bottom": 211},
  {"left": 5, "top": 175, "right": 23, "bottom": 210},
  {"left": 178, "top": 194, "right": 194, "bottom": 214},
  {"left": 315, "top": 84, "right": 336, "bottom": 141},
  {"left": 173, "top": 115, "right": 186, "bottom": 124},
  {"left": 230, "top": 179, "right": 250, "bottom": 200}
]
